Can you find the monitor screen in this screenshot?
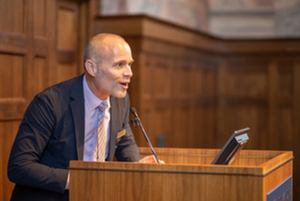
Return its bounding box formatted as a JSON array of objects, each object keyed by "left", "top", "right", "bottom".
[{"left": 211, "top": 127, "right": 250, "bottom": 165}]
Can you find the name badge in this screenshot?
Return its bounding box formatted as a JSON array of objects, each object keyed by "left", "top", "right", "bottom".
[{"left": 117, "top": 129, "right": 126, "bottom": 139}]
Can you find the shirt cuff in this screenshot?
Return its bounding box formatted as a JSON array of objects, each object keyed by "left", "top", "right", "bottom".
[{"left": 65, "top": 172, "right": 70, "bottom": 190}]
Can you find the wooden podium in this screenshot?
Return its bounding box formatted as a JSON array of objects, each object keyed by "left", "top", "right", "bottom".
[{"left": 69, "top": 147, "right": 293, "bottom": 201}]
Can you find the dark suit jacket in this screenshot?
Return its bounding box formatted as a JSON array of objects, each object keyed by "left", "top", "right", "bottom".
[{"left": 7, "top": 74, "right": 140, "bottom": 201}]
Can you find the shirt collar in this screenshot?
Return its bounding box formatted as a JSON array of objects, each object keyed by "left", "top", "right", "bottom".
[{"left": 83, "top": 74, "right": 111, "bottom": 112}]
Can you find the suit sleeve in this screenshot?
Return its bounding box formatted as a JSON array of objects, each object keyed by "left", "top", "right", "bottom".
[
  {"left": 114, "top": 95, "right": 141, "bottom": 162},
  {"left": 7, "top": 93, "right": 68, "bottom": 194}
]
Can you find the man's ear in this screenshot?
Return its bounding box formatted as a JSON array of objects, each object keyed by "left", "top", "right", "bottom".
[{"left": 85, "top": 60, "right": 97, "bottom": 76}]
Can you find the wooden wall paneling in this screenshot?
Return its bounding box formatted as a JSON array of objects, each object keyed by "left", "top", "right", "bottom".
[
  {"left": 223, "top": 104, "right": 269, "bottom": 149},
  {"left": 0, "top": 0, "right": 29, "bottom": 200},
  {"left": 0, "top": 53, "right": 26, "bottom": 199},
  {"left": 152, "top": 108, "right": 172, "bottom": 147},
  {"left": 33, "top": 0, "right": 47, "bottom": 37},
  {"left": 220, "top": 58, "right": 270, "bottom": 149},
  {"left": 28, "top": 0, "right": 51, "bottom": 102},
  {"left": 186, "top": 57, "right": 203, "bottom": 148},
  {"left": 277, "top": 61, "right": 294, "bottom": 151},
  {"left": 0, "top": 121, "right": 21, "bottom": 201},
  {"left": 216, "top": 61, "right": 226, "bottom": 148},
  {"left": 31, "top": 0, "right": 62, "bottom": 99},
  {"left": 191, "top": 58, "right": 204, "bottom": 147},
  {"left": 188, "top": 57, "right": 201, "bottom": 148},
  {"left": 152, "top": 54, "right": 172, "bottom": 147},
  {"left": 224, "top": 59, "right": 268, "bottom": 101},
  {"left": 278, "top": 106, "right": 293, "bottom": 149},
  {"left": 171, "top": 57, "right": 184, "bottom": 147},
  {"left": 0, "top": 0, "right": 24, "bottom": 34},
  {"left": 144, "top": 53, "right": 172, "bottom": 147},
  {"left": 56, "top": 1, "right": 80, "bottom": 83},
  {"left": 46, "top": 0, "right": 59, "bottom": 86},
  {"left": 172, "top": 105, "right": 188, "bottom": 147},
  {"left": 140, "top": 52, "right": 154, "bottom": 102},
  {"left": 153, "top": 55, "right": 171, "bottom": 102},
  {"left": 0, "top": 53, "right": 26, "bottom": 120},
  {"left": 197, "top": 55, "right": 219, "bottom": 148},
  {"left": 171, "top": 56, "right": 197, "bottom": 148},
  {"left": 0, "top": 54, "right": 24, "bottom": 99},
  {"left": 27, "top": 57, "right": 47, "bottom": 101},
  {"left": 137, "top": 52, "right": 155, "bottom": 147},
  {"left": 293, "top": 62, "right": 300, "bottom": 200},
  {"left": 268, "top": 61, "right": 279, "bottom": 150}
]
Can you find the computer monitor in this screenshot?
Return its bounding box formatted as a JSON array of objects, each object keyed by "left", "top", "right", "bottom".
[{"left": 211, "top": 127, "right": 250, "bottom": 165}]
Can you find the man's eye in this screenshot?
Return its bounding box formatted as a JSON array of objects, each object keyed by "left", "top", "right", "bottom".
[{"left": 115, "top": 63, "right": 127, "bottom": 68}]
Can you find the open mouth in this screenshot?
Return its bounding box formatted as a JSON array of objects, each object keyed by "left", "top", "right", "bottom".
[{"left": 120, "top": 82, "right": 129, "bottom": 89}]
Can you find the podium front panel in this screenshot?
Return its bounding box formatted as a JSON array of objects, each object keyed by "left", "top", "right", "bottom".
[{"left": 69, "top": 148, "right": 293, "bottom": 201}]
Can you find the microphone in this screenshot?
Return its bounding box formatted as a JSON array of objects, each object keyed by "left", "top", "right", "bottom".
[{"left": 130, "top": 107, "right": 160, "bottom": 163}]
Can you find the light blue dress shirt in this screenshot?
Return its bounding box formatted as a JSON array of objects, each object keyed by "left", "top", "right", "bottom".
[{"left": 82, "top": 75, "right": 111, "bottom": 161}]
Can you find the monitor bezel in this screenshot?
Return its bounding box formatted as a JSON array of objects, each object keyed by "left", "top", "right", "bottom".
[{"left": 211, "top": 127, "right": 250, "bottom": 165}]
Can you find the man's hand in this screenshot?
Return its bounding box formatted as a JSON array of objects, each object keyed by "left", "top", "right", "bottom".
[{"left": 138, "top": 155, "right": 165, "bottom": 164}]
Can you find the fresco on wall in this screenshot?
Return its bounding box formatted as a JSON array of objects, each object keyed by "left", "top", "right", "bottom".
[
  {"left": 99, "top": 0, "right": 300, "bottom": 38},
  {"left": 100, "top": 0, "right": 209, "bottom": 32},
  {"left": 208, "top": 0, "right": 300, "bottom": 38}
]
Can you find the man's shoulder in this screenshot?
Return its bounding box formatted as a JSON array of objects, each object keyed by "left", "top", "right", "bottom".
[{"left": 35, "top": 74, "right": 84, "bottom": 103}]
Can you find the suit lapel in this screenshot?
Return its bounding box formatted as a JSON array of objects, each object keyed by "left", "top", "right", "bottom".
[
  {"left": 70, "top": 75, "right": 85, "bottom": 160},
  {"left": 108, "top": 97, "right": 119, "bottom": 160}
]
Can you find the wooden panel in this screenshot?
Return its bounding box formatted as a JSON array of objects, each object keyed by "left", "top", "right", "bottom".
[
  {"left": 139, "top": 148, "right": 291, "bottom": 166},
  {"left": 34, "top": 38, "right": 49, "bottom": 57},
  {"left": 278, "top": 63, "right": 293, "bottom": 103},
  {"left": 172, "top": 106, "right": 195, "bottom": 148},
  {"left": 144, "top": 108, "right": 172, "bottom": 147},
  {"left": 33, "top": 0, "right": 47, "bottom": 37},
  {"left": 219, "top": 59, "right": 270, "bottom": 149},
  {"left": 223, "top": 105, "right": 269, "bottom": 149},
  {"left": 57, "top": 4, "right": 77, "bottom": 50},
  {"left": 197, "top": 106, "right": 218, "bottom": 148},
  {"left": 172, "top": 58, "right": 191, "bottom": 97},
  {"left": 293, "top": 63, "right": 300, "bottom": 199},
  {"left": 0, "top": 54, "right": 24, "bottom": 98},
  {"left": 0, "top": 0, "right": 24, "bottom": 34},
  {"left": 278, "top": 107, "right": 293, "bottom": 150},
  {"left": 153, "top": 56, "right": 171, "bottom": 98},
  {"left": 56, "top": 1, "right": 79, "bottom": 83},
  {"left": 0, "top": 1, "right": 29, "bottom": 198},
  {"left": 225, "top": 59, "right": 268, "bottom": 100},
  {"left": 143, "top": 54, "right": 155, "bottom": 96},
  {"left": 0, "top": 32, "right": 27, "bottom": 54},
  {"left": 0, "top": 121, "right": 20, "bottom": 201},
  {"left": 57, "top": 63, "right": 78, "bottom": 82},
  {"left": 27, "top": 57, "right": 48, "bottom": 102},
  {"left": 0, "top": 53, "right": 26, "bottom": 120},
  {"left": 69, "top": 148, "right": 293, "bottom": 201}
]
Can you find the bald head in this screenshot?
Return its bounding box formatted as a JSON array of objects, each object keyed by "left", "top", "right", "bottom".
[
  {"left": 83, "top": 33, "right": 128, "bottom": 67},
  {"left": 83, "top": 33, "right": 134, "bottom": 100}
]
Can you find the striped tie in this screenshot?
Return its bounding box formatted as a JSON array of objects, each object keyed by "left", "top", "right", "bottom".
[{"left": 96, "top": 100, "right": 108, "bottom": 161}]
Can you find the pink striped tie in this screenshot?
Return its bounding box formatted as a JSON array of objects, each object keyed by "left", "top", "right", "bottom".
[{"left": 96, "top": 100, "right": 108, "bottom": 161}]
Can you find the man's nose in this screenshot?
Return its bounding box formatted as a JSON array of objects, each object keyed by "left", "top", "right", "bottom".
[{"left": 124, "top": 65, "right": 133, "bottom": 77}]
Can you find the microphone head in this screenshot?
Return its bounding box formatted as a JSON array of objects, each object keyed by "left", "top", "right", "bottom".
[{"left": 130, "top": 107, "right": 137, "bottom": 114}]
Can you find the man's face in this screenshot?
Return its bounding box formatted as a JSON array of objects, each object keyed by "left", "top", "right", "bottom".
[{"left": 92, "top": 41, "right": 134, "bottom": 100}]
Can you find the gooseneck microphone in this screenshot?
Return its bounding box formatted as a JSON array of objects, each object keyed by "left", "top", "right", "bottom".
[{"left": 130, "top": 107, "right": 160, "bottom": 163}]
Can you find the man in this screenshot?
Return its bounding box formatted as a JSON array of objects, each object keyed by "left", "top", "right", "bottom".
[{"left": 8, "top": 33, "right": 152, "bottom": 201}]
